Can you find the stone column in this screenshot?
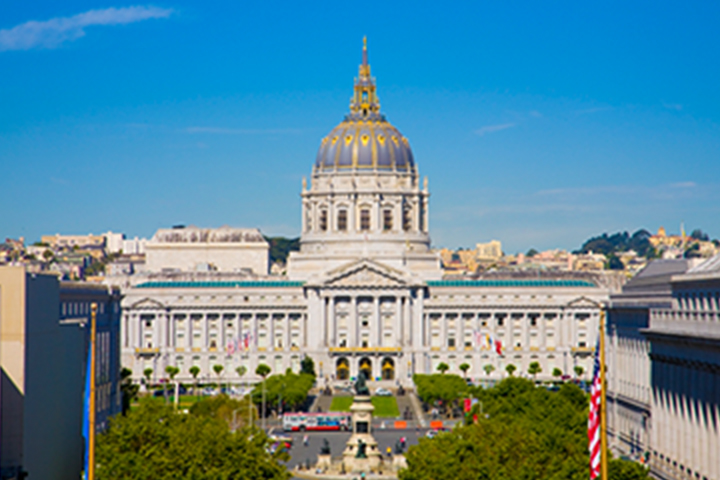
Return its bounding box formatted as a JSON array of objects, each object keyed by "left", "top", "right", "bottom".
[
  {"left": 349, "top": 295, "right": 357, "bottom": 347},
  {"left": 395, "top": 296, "right": 402, "bottom": 347},
  {"left": 372, "top": 296, "right": 380, "bottom": 347},
  {"left": 328, "top": 297, "right": 335, "bottom": 347}
]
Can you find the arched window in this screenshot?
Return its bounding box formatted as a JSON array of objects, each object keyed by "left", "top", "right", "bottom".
[
  {"left": 360, "top": 209, "right": 370, "bottom": 231},
  {"left": 337, "top": 210, "right": 348, "bottom": 231},
  {"left": 403, "top": 207, "right": 412, "bottom": 231},
  {"left": 382, "top": 209, "right": 393, "bottom": 231},
  {"left": 319, "top": 210, "right": 328, "bottom": 232}
]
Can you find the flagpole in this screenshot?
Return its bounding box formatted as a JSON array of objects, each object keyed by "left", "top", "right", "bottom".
[
  {"left": 88, "top": 303, "right": 97, "bottom": 480},
  {"left": 599, "top": 307, "right": 608, "bottom": 480}
]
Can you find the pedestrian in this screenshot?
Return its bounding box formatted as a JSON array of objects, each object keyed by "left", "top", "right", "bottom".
[
  {"left": 303, "top": 434, "right": 309, "bottom": 447},
  {"left": 400, "top": 436, "right": 406, "bottom": 449},
  {"left": 386, "top": 446, "right": 392, "bottom": 457}
]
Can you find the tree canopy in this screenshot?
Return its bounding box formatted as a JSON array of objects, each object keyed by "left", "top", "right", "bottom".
[
  {"left": 413, "top": 373, "right": 468, "bottom": 414},
  {"left": 251, "top": 370, "right": 314, "bottom": 413},
  {"left": 575, "top": 229, "right": 655, "bottom": 258},
  {"left": 96, "top": 399, "right": 288, "bottom": 480},
  {"left": 400, "top": 378, "right": 648, "bottom": 480},
  {"left": 264, "top": 236, "right": 300, "bottom": 266}
]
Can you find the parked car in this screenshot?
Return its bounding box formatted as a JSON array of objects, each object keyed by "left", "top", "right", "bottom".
[
  {"left": 201, "top": 387, "right": 218, "bottom": 396},
  {"left": 374, "top": 387, "right": 392, "bottom": 396}
]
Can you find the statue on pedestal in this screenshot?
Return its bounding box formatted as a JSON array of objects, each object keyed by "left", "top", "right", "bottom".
[
  {"left": 354, "top": 372, "right": 370, "bottom": 396},
  {"left": 356, "top": 439, "right": 367, "bottom": 458},
  {"left": 320, "top": 438, "right": 331, "bottom": 455}
]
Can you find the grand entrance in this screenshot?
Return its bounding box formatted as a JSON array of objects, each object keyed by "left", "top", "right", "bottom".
[
  {"left": 359, "top": 357, "right": 372, "bottom": 380},
  {"left": 381, "top": 357, "right": 395, "bottom": 380},
  {"left": 336, "top": 357, "right": 350, "bottom": 380}
]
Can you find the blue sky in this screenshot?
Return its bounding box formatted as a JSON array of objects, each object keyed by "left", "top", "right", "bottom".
[{"left": 1, "top": 1, "right": 719, "bottom": 253}]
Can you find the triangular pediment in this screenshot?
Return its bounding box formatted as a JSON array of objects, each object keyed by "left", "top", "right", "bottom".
[
  {"left": 565, "top": 296, "right": 600, "bottom": 309},
  {"left": 130, "top": 297, "right": 166, "bottom": 310},
  {"left": 323, "top": 259, "right": 408, "bottom": 287}
]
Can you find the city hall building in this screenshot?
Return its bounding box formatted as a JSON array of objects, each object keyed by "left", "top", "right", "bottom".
[{"left": 120, "top": 42, "right": 609, "bottom": 385}]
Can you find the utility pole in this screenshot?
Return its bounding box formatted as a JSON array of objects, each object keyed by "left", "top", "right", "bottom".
[{"left": 88, "top": 303, "right": 97, "bottom": 480}]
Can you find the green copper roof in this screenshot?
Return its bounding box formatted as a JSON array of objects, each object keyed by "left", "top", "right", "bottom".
[
  {"left": 427, "top": 279, "right": 596, "bottom": 288},
  {"left": 136, "top": 280, "right": 305, "bottom": 289}
]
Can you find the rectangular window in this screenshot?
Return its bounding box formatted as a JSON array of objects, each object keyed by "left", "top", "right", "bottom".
[
  {"left": 403, "top": 208, "right": 412, "bottom": 231},
  {"left": 337, "top": 210, "right": 347, "bottom": 231},
  {"left": 320, "top": 210, "right": 328, "bottom": 231},
  {"left": 448, "top": 337, "right": 456, "bottom": 348},
  {"left": 383, "top": 209, "right": 393, "bottom": 231},
  {"left": 360, "top": 209, "right": 370, "bottom": 231}
]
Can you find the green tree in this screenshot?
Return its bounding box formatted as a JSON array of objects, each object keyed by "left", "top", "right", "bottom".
[
  {"left": 119, "top": 367, "right": 139, "bottom": 415},
  {"left": 459, "top": 363, "right": 470, "bottom": 379},
  {"left": 552, "top": 367, "right": 563, "bottom": 381},
  {"left": 96, "top": 400, "right": 289, "bottom": 480},
  {"left": 574, "top": 365, "right": 584, "bottom": 379},
  {"left": 164, "top": 365, "right": 180, "bottom": 403},
  {"left": 528, "top": 361, "right": 541, "bottom": 380},
  {"left": 413, "top": 374, "right": 468, "bottom": 416},
  {"left": 399, "top": 378, "right": 648, "bottom": 480},
  {"left": 300, "top": 355, "right": 316, "bottom": 377},
  {"left": 143, "top": 368, "right": 153, "bottom": 386},
  {"left": 526, "top": 248, "right": 538, "bottom": 257},
  {"left": 256, "top": 364, "right": 271, "bottom": 426},
  {"left": 436, "top": 362, "right": 450, "bottom": 375},
  {"left": 236, "top": 365, "right": 247, "bottom": 378},
  {"left": 483, "top": 364, "right": 495, "bottom": 376},
  {"left": 213, "top": 364, "right": 224, "bottom": 384},
  {"left": 165, "top": 365, "right": 180, "bottom": 381},
  {"left": 256, "top": 364, "right": 271, "bottom": 379},
  {"left": 505, "top": 364, "right": 516, "bottom": 377},
  {"left": 189, "top": 365, "right": 201, "bottom": 395}
]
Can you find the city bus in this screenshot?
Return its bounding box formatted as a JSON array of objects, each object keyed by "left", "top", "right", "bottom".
[{"left": 282, "top": 412, "right": 351, "bottom": 432}]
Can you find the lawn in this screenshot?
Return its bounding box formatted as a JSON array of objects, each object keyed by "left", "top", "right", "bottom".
[{"left": 329, "top": 395, "right": 400, "bottom": 418}]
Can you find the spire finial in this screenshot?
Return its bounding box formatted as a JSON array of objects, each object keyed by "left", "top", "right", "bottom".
[
  {"left": 349, "top": 37, "right": 380, "bottom": 118},
  {"left": 362, "top": 36, "right": 368, "bottom": 69}
]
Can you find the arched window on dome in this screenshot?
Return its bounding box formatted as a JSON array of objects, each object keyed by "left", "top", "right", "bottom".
[
  {"left": 359, "top": 208, "right": 371, "bottom": 231},
  {"left": 337, "top": 209, "right": 348, "bottom": 231},
  {"left": 403, "top": 206, "right": 412, "bottom": 232},
  {"left": 382, "top": 208, "right": 393, "bottom": 231},
  {"left": 305, "top": 206, "right": 312, "bottom": 232},
  {"left": 319, "top": 209, "right": 328, "bottom": 232}
]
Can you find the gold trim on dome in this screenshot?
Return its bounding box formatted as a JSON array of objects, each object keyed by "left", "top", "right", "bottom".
[{"left": 351, "top": 122, "right": 359, "bottom": 168}]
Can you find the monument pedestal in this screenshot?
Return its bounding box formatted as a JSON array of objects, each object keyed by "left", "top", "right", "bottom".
[{"left": 342, "top": 395, "right": 383, "bottom": 472}]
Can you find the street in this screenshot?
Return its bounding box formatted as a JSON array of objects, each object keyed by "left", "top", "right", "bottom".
[{"left": 281, "top": 428, "right": 428, "bottom": 478}]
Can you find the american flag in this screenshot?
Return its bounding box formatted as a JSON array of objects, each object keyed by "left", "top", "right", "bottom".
[{"left": 588, "top": 340, "right": 601, "bottom": 479}]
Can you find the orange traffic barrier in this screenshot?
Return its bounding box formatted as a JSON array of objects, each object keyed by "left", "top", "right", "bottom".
[
  {"left": 429, "top": 420, "right": 443, "bottom": 429},
  {"left": 394, "top": 421, "right": 407, "bottom": 429}
]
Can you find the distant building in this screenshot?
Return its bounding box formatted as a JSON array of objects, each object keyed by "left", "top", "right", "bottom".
[
  {"left": 122, "top": 236, "right": 146, "bottom": 255},
  {"left": 0, "top": 266, "right": 121, "bottom": 480},
  {"left": 475, "top": 240, "right": 503, "bottom": 261},
  {"left": 41, "top": 233, "right": 106, "bottom": 250},
  {"left": 144, "top": 226, "right": 269, "bottom": 275},
  {"left": 104, "top": 231, "right": 125, "bottom": 254}
]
